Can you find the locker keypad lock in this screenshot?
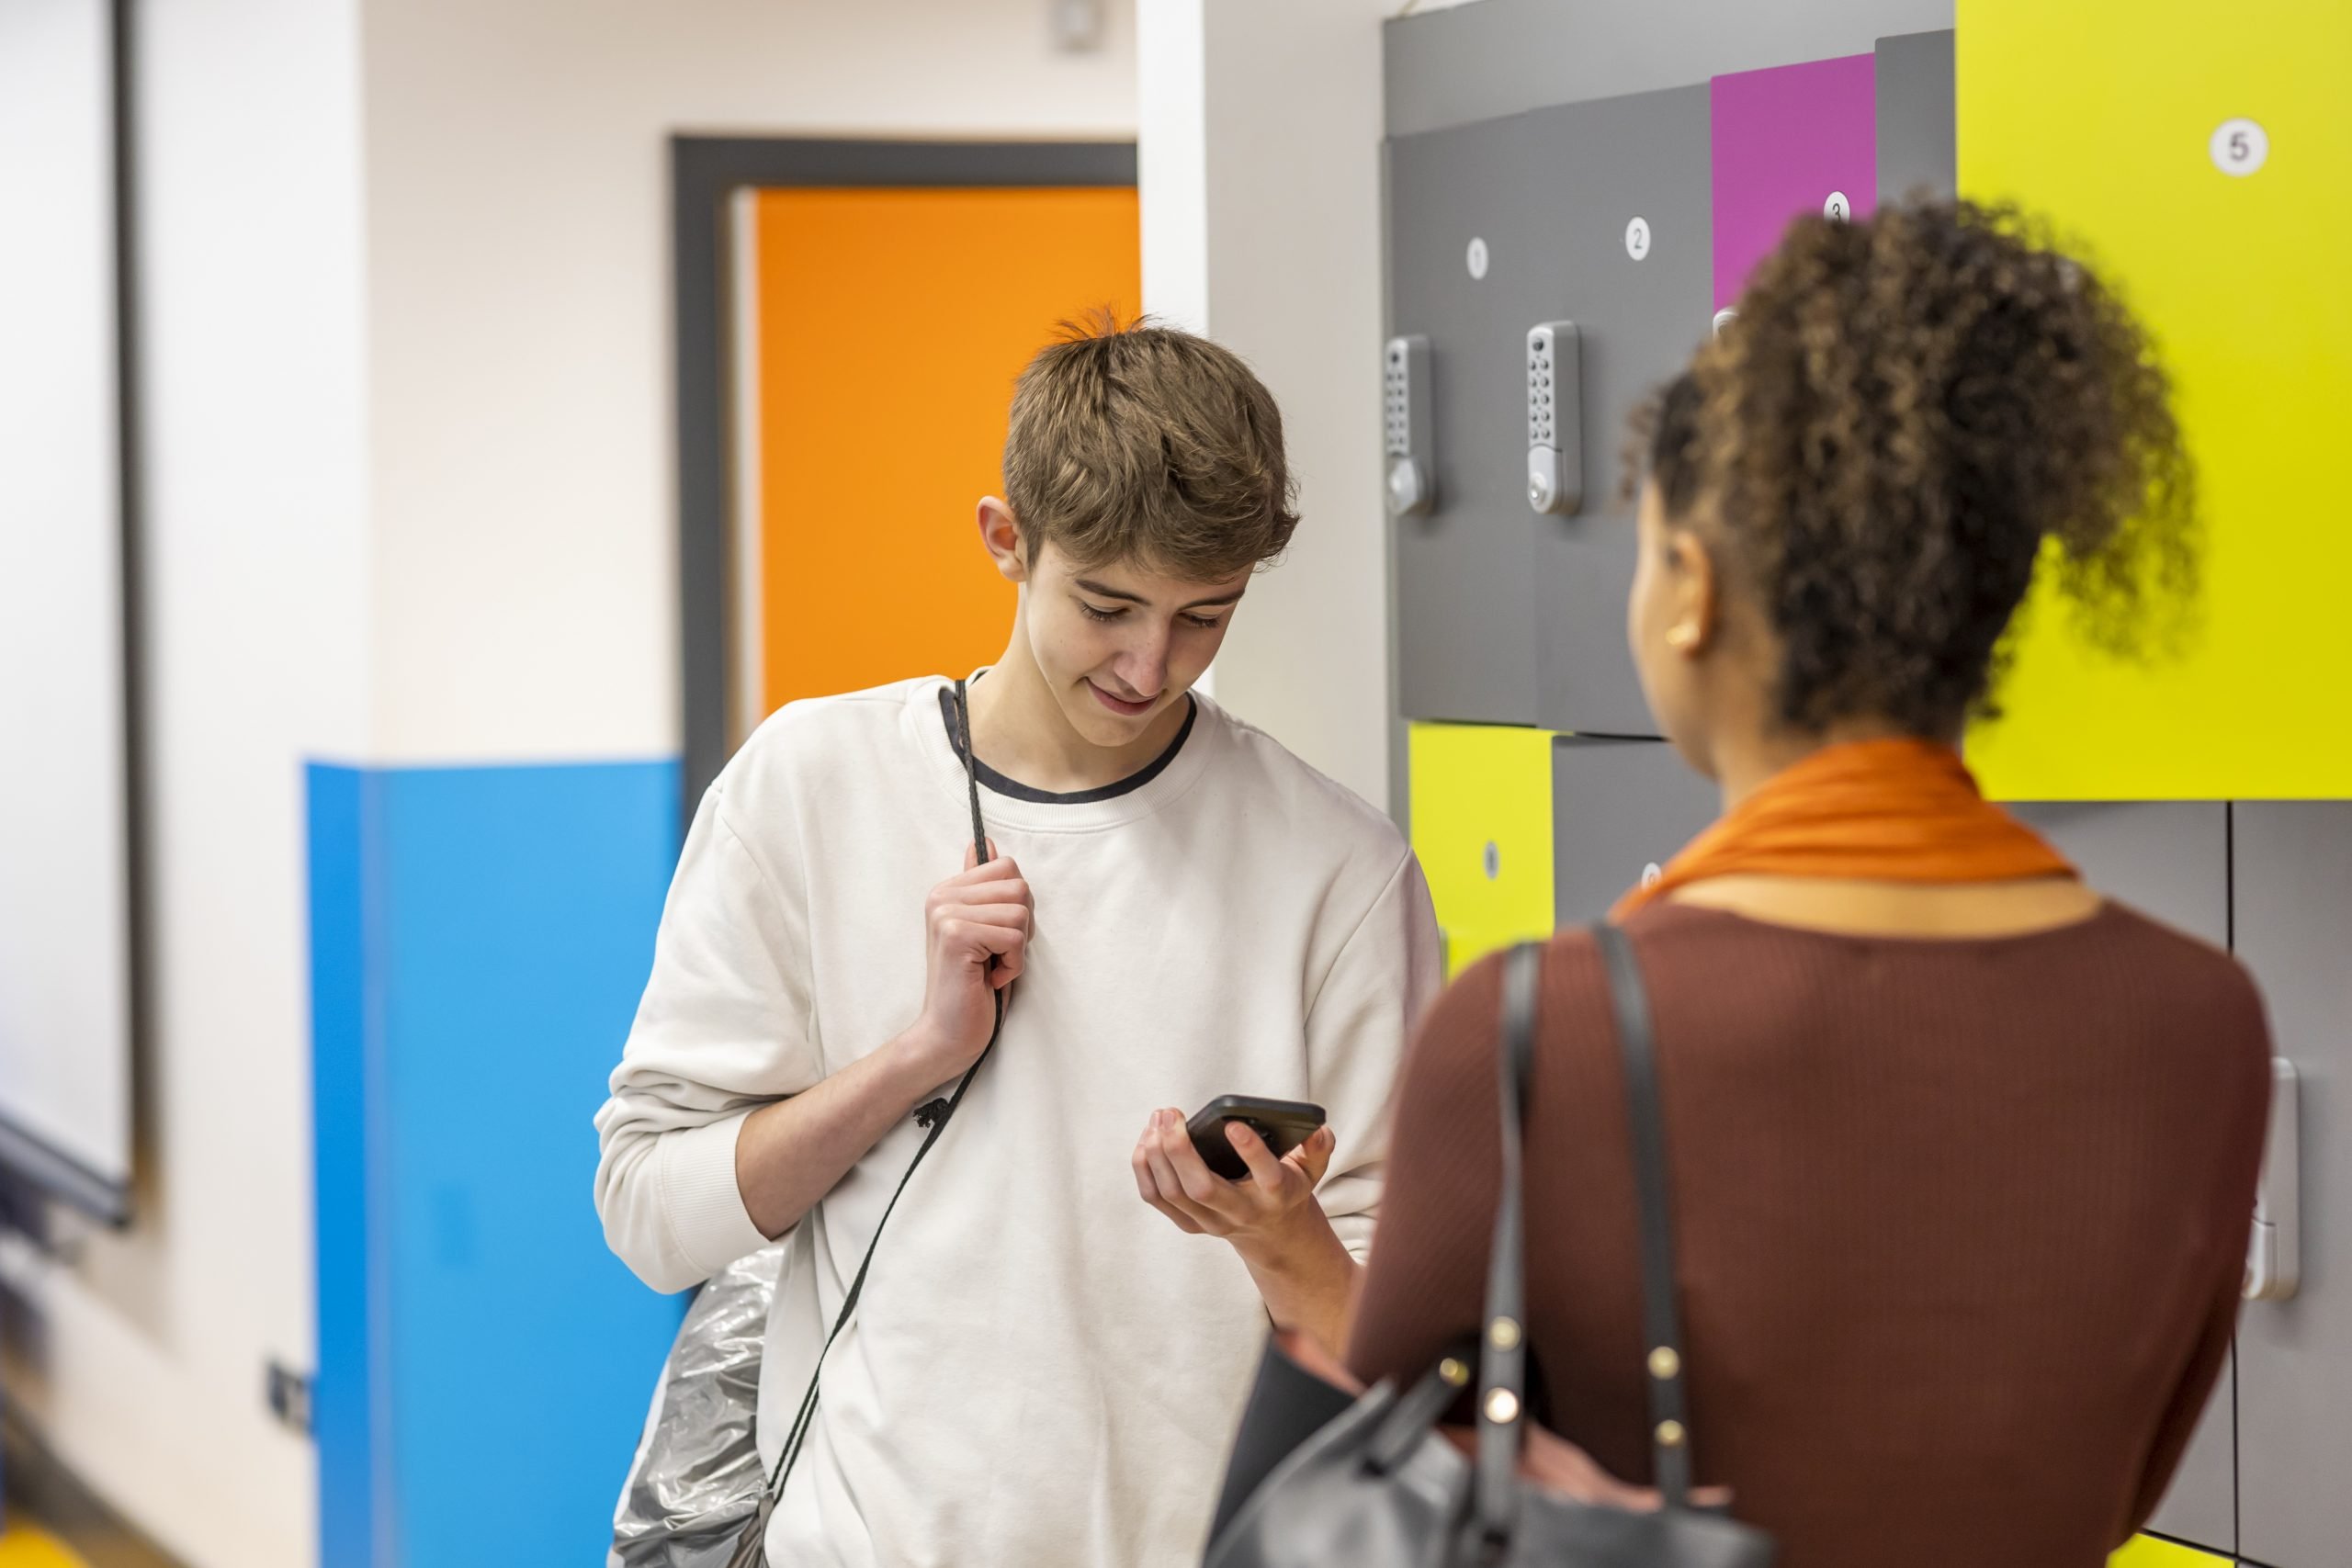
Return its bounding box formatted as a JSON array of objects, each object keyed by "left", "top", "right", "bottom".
[
  {"left": 1384, "top": 335, "right": 1435, "bottom": 517},
  {"left": 2245, "top": 1055, "right": 2301, "bottom": 1302},
  {"left": 1526, "top": 321, "right": 1583, "bottom": 515}
]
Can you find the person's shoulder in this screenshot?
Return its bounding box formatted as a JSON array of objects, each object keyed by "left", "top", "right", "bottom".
[
  {"left": 1193, "top": 695, "right": 1407, "bottom": 863},
  {"left": 2088, "top": 900, "right": 2272, "bottom": 1051},
  {"left": 710, "top": 677, "right": 941, "bottom": 815}
]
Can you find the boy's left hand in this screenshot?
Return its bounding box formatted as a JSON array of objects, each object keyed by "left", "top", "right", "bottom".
[{"left": 1130, "top": 1109, "right": 1336, "bottom": 1250}]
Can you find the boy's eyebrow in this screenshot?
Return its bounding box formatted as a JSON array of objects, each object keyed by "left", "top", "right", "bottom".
[{"left": 1073, "top": 577, "right": 1247, "bottom": 611}]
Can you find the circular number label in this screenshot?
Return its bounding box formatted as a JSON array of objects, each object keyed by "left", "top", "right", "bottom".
[
  {"left": 1624, "top": 216, "right": 1652, "bottom": 261},
  {"left": 1712, "top": 306, "right": 1737, "bottom": 336},
  {"left": 1483, "top": 840, "right": 1501, "bottom": 881},
  {"left": 1465, "top": 236, "right": 1489, "bottom": 279},
  {"left": 1641, "top": 862, "right": 1664, "bottom": 888},
  {"left": 2211, "top": 118, "right": 2268, "bottom": 177},
  {"left": 1824, "top": 190, "right": 1852, "bottom": 221}
]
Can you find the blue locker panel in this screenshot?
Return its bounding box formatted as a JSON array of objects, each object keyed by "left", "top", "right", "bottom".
[{"left": 311, "top": 761, "right": 688, "bottom": 1566}]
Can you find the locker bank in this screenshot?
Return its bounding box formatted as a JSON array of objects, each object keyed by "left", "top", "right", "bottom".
[{"left": 1388, "top": 3, "right": 2348, "bottom": 1565}]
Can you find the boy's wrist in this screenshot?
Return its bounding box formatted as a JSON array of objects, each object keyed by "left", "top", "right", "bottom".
[
  {"left": 1230, "top": 1202, "right": 1359, "bottom": 1343},
  {"left": 1230, "top": 1200, "right": 1344, "bottom": 1276},
  {"left": 876, "top": 1024, "right": 952, "bottom": 1108}
]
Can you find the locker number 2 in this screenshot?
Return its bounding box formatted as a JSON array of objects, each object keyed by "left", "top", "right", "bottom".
[
  {"left": 1624, "top": 217, "right": 1652, "bottom": 261},
  {"left": 1824, "top": 190, "right": 1851, "bottom": 221},
  {"left": 2211, "top": 118, "right": 2268, "bottom": 177}
]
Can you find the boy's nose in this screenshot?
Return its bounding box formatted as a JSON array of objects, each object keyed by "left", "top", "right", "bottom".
[{"left": 1113, "top": 635, "right": 1169, "bottom": 700}]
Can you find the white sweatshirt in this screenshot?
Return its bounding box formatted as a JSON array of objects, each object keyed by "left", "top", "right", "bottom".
[{"left": 594, "top": 676, "right": 1441, "bottom": 1568}]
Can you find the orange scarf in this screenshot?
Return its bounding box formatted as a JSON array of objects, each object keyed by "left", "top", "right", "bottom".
[{"left": 1612, "top": 739, "right": 2076, "bottom": 920}]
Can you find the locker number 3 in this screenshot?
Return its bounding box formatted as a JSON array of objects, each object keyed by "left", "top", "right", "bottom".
[
  {"left": 1824, "top": 191, "right": 1851, "bottom": 221},
  {"left": 2211, "top": 118, "right": 2267, "bottom": 177},
  {"left": 1624, "top": 217, "right": 1652, "bottom": 261}
]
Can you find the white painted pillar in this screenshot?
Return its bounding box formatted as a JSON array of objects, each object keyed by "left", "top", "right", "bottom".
[{"left": 1137, "top": 0, "right": 1398, "bottom": 809}]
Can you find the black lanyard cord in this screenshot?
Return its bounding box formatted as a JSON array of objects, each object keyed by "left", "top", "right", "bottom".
[{"left": 730, "top": 677, "right": 1002, "bottom": 1563}]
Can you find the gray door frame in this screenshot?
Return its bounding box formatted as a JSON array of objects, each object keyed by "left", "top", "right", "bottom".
[{"left": 670, "top": 136, "right": 1136, "bottom": 820}]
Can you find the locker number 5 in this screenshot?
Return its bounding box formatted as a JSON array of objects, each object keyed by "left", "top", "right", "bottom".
[
  {"left": 2211, "top": 118, "right": 2268, "bottom": 177},
  {"left": 1625, "top": 216, "right": 1652, "bottom": 261}
]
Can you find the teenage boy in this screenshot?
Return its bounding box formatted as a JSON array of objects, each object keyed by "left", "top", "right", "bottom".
[{"left": 595, "top": 321, "right": 1441, "bottom": 1567}]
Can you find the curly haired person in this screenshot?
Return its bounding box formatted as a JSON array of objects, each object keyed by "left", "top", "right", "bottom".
[{"left": 1348, "top": 202, "right": 2266, "bottom": 1568}]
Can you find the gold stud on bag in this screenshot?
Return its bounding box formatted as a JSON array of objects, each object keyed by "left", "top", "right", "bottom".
[{"left": 1199, "top": 928, "right": 1778, "bottom": 1567}]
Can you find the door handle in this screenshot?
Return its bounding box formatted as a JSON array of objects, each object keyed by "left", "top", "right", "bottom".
[{"left": 2244, "top": 1056, "right": 2300, "bottom": 1302}]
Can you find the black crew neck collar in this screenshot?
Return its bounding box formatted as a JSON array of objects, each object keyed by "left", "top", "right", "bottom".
[{"left": 938, "top": 684, "right": 1198, "bottom": 806}]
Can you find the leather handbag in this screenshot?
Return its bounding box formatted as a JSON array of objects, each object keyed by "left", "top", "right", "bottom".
[{"left": 1202, "top": 926, "right": 1776, "bottom": 1568}]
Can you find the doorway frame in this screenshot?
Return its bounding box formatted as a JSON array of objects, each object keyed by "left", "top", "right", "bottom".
[{"left": 670, "top": 137, "right": 1138, "bottom": 819}]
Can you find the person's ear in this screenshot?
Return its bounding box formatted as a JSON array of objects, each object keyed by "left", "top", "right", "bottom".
[
  {"left": 1664, "top": 526, "right": 1720, "bottom": 656},
  {"left": 977, "top": 498, "right": 1028, "bottom": 584}
]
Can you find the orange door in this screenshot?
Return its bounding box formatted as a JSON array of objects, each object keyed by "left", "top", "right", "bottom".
[{"left": 746, "top": 186, "right": 1142, "bottom": 719}]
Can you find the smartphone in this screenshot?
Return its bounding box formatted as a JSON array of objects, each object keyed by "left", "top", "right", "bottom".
[{"left": 1186, "top": 1095, "right": 1328, "bottom": 1181}]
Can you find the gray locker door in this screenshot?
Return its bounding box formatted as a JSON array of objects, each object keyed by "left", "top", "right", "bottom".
[
  {"left": 2007, "top": 802, "right": 2229, "bottom": 947},
  {"left": 1552, "top": 737, "right": 1721, "bottom": 927},
  {"left": 1388, "top": 112, "right": 1553, "bottom": 725},
  {"left": 2008, "top": 800, "right": 2236, "bottom": 1553},
  {"left": 1873, "top": 29, "right": 1956, "bottom": 206},
  {"left": 1525, "top": 85, "right": 1715, "bottom": 739},
  {"left": 2235, "top": 802, "right": 2352, "bottom": 1568}
]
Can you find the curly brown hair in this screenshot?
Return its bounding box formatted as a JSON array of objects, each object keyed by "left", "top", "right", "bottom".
[
  {"left": 1002, "top": 313, "right": 1299, "bottom": 581},
  {"left": 1639, "top": 200, "right": 2198, "bottom": 737}
]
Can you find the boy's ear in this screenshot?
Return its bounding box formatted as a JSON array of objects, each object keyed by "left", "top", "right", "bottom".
[{"left": 978, "top": 498, "right": 1029, "bottom": 584}]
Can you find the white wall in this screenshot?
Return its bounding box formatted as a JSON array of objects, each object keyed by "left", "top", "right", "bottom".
[
  {"left": 359, "top": 0, "right": 1139, "bottom": 764},
  {"left": 2, "top": 4, "right": 373, "bottom": 1568},
  {"left": 2, "top": 6, "right": 1136, "bottom": 1567},
  {"left": 1138, "top": 0, "right": 1401, "bottom": 813}
]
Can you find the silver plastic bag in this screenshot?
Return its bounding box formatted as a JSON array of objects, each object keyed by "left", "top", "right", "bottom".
[{"left": 610, "top": 1246, "right": 784, "bottom": 1567}]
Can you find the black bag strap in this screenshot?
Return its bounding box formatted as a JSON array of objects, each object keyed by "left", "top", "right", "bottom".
[
  {"left": 1473, "top": 941, "right": 1543, "bottom": 1541},
  {"left": 1473, "top": 927, "right": 1697, "bottom": 1548},
  {"left": 1592, "top": 921, "right": 1696, "bottom": 1509},
  {"left": 731, "top": 678, "right": 1002, "bottom": 1564}
]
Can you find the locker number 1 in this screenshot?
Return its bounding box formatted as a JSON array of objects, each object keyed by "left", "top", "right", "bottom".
[
  {"left": 2211, "top": 118, "right": 2268, "bottom": 177},
  {"left": 1624, "top": 216, "right": 1652, "bottom": 261}
]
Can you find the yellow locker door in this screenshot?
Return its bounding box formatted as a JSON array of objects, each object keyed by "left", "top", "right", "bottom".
[
  {"left": 1408, "top": 724, "right": 1556, "bottom": 977},
  {"left": 2109, "top": 1537, "right": 2233, "bottom": 1568},
  {"left": 1957, "top": 0, "right": 2352, "bottom": 799}
]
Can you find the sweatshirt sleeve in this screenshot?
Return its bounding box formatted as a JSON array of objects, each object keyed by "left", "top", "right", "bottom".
[
  {"left": 594, "top": 781, "right": 822, "bottom": 1293},
  {"left": 1307, "top": 851, "right": 1445, "bottom": 1263}
]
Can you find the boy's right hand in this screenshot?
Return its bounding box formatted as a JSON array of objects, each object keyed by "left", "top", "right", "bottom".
[{"left": 892, "top": 843, "right": 1031, "bottom": 1089}]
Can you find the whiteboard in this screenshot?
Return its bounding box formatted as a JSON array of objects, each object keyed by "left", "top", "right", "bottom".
[{"left": 0, "top": 0, "right": 135, "bottom": 1217}]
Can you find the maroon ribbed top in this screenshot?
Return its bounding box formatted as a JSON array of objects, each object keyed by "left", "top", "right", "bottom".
[{"left": 1347, "top": 901, "right": 2269, "bottom": 1568}]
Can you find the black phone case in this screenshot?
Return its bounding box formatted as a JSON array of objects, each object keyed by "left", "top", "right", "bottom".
[{"left": 1186, "top": 1096, "right": 1328, "bottom": 1181}]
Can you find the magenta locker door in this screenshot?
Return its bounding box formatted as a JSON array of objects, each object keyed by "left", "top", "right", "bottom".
[{"left": 1710, "top": 55, "right": 1878, "bottom": 310}]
